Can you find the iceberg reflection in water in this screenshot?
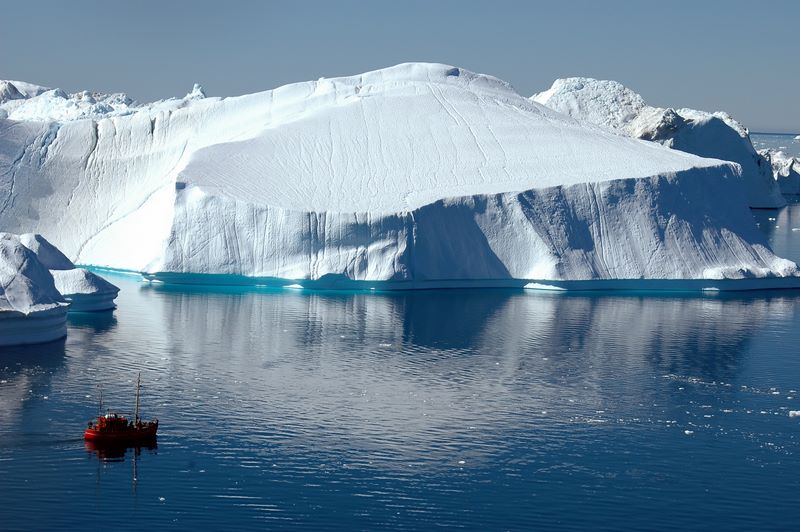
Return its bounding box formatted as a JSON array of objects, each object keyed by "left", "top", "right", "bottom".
[{"left": 1, "top": 268, "right": 799, "bottom": 529}]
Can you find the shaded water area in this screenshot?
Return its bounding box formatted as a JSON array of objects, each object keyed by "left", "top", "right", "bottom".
[{"left": 2, "top": 206, "right": 800, "bottom": 530}]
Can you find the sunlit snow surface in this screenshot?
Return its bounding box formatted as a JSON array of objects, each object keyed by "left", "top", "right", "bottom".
[{"left": 1, "top": 206, "right": 800, "bottom": 530}]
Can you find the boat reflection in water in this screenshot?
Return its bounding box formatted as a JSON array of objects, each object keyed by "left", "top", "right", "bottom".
[{"left": 84, "top": 440, "right": 158, "bottom": 463}]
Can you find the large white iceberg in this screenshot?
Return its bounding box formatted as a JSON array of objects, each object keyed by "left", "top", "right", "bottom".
[
  {"left": 0, "top": 63, "right": 797, "bottom": 291},
  {"left": 758, "top": 149, "right": 800, "bottom": 195},
  {"left": 532, "top": 78, "right": 786, "bottom": 209},
  {"left": 0, "top": 233, "right": 68, "bottom": 345}
]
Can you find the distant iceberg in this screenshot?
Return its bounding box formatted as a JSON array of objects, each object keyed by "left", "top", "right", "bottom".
[
  {"left": 0, "top": 234, "right": 68, "bottom": 346},
  {"left": 0, "top": 63, "right": 798, "bottom": 291},
  {"left": 533, "top": 78, "right": 786, "bottom": 209},
  {"left": 759, "top": 149, "right": 800, "bottom": 195}
]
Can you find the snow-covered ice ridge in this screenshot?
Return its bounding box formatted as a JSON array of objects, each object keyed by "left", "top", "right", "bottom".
[
  {"left": 1, "top": 63, "right": 798, "bottom": 291},
  {"left": 533, "top": 78, "right": 786, "bottom": 209}
]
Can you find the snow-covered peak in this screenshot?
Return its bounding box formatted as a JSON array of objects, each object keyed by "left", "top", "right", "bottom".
[
  {"left": 533, "top": 77, "right": 646, "bottom": 133},
  {"left": 18, "top": 233, "right": 75, "bottom": 270},
  {"left": 186, "top": 83, "right": 206, "bottom": 100},
  {"left": 0, "top": 81, "right": 24, "bottom": 103}
]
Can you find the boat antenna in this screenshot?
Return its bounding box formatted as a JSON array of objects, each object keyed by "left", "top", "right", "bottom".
[
  {"left": 97, "top": 385, "right": 104, "bottom": 416},
  {"left": 134, "top": 372, "right": 141, "bottom": 425}
]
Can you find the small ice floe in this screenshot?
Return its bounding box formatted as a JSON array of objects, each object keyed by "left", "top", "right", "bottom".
[
  {"left": 684, "top": 430, "right": 694, "bottom": 435},
  {"left": 159, "top": 497, "right": 166, "bottom": 502},
  {"left": 789, "top": 411, "right": 800, "bottom": 418},
  {"left": 458, "top": 460, "right": 465, "bottom": 465}
]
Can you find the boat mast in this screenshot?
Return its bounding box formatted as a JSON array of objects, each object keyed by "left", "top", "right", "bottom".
[
  {"left": 134, "top": 372, "right": 141, "bottom": 424},
  {"left": 98, "top": 386, "right": 104, "bottom": 416}
]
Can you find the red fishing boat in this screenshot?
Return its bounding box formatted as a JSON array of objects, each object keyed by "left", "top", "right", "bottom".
[{"left": 84, "top": 373, "right": 158, "bottom": 444}]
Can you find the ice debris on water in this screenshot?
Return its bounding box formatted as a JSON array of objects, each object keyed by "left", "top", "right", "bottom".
[{"left": 789, "top": 411, "right": 800, "bottom": 418}]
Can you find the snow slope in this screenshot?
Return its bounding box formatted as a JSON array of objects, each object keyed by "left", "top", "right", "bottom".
[
  {"left": 759, "top": 149, "right": 800, "bottom": 195},
  {"left": 0, "top": 63, "right": 797, "bottom": 290},
  {"left": 532, "top": 78, "right": 786, "bottom": 209},
  {"left": 0, "top": 233, "right": 68, "bottom": 345}
]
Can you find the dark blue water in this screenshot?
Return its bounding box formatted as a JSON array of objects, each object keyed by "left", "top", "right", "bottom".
[{"left": 2, "top": 207, "right": 800, "bottom": 531}]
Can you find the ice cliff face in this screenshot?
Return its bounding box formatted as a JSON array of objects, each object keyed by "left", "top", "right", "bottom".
[
  {"left": 0, "top": 63, "right": 797, "bottom": 290},
  {"left": 532, "top": 78, "right": 786, "bottom": 209}
]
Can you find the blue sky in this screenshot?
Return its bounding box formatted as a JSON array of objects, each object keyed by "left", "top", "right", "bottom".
[{"left": 2, "top": 0, "right": 797, "bottom": 132}]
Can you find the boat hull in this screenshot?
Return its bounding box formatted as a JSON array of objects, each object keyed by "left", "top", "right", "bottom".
[{"left": 83, "top": 423, "right": 158, "bottom": 444}]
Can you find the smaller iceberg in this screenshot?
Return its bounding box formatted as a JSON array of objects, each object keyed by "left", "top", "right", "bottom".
[
  {"left": 0, "top": 234, "right": 68, "bottom": 346},
  {"left": 759, "top": 149, "right": 800, "bottom": 195},
  {"left": 18, "top": 234, "right": 119, "bottom": 311}
]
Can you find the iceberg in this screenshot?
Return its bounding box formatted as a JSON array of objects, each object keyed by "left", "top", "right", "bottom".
[
  {"left": 533, "top": 78, "right": 786, "bottom": 209},
  {"left": 758, "top": 149, "right": 800, "bottom": 195},
  {"left": 17, "top": 234, "right": 119, "bottom": 311},
  {"left": 0, "top": 63, "right": 798, "bottom": 291},
  {"left": 0, "top": 233, "right": 68, "bottom": 346}
]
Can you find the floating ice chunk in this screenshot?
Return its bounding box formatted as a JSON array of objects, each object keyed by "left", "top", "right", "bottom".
[
  {"left": 789, "top": 411, "right": 800, "bottom": 418},
  {"left": 15, "top": 234, "right": 119, "bottom": 311},
  {"left": 0, "top": 234, "right": 68, "bottom": 345}
]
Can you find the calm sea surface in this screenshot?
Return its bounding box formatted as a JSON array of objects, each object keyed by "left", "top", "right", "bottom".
[
  {"left": 2, "top": 206, "right": 800, "bottom": 530},
  {"left": 751, "top": 132, "right": 800, "bottom": 158}
]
